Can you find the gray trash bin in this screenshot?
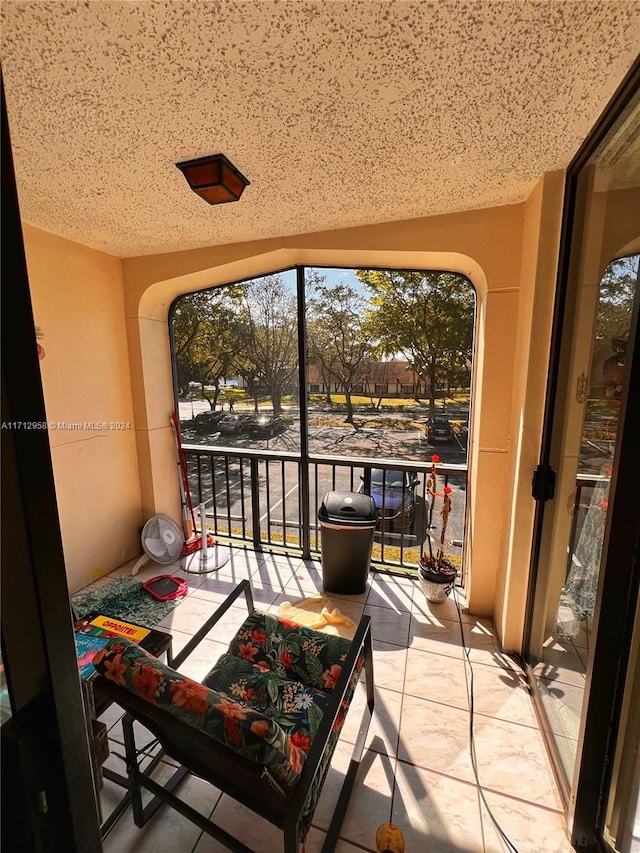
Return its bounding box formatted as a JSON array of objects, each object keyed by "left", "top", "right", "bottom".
[{"left": 318, "top": 491, "right": 378, "bottom": 594}]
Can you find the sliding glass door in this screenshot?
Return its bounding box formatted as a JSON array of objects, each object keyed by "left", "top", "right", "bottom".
[
  {"left": 528, "top": 253, "right": 638, "bottom": 783},
  {"left": 525, "top": 64, "right": 640, "bottom": 850}
]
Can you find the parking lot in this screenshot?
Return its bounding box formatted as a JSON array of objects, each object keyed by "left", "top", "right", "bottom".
[
  {"left": 179, "top": 402, "right": 469, "bottom": 466},
  {"left": 178, "top": 397, "right": 614, "bottom": 564},
  {"left": 178, "top": 400, "right": 468, "bottom": 561}
]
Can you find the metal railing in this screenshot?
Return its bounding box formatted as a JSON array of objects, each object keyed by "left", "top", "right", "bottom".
[{"left": 182, "top": 444, "right": 468, "bottom": 575}]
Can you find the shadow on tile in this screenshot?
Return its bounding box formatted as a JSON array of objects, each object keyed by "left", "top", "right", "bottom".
[{"left": 392, "top": 758, "right": 484, "bottom": 852}]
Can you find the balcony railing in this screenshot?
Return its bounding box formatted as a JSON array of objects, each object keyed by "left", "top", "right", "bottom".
[{"left": 182, "top": 444, "right": 467, "bottom": 577}]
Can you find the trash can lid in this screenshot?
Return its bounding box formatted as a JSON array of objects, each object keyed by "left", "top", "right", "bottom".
[{"left": 319, "top": 491, "right": 378, "bottom": 524}]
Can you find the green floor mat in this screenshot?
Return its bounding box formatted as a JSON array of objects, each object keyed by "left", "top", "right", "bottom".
[{"left": 72, "top": 576, "right": 182, "bottom": 628}]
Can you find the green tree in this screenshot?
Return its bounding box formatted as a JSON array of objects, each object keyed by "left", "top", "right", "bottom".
[
  {"left": 235, "top": 275, "right": 298, "bottom": 415},
  {"left": 171, "top": 288, "right": 243, "bottom": 410},
  {"left": 357, "top": 269, "right": 474, "bottom": 417},
  {"left": 307, "top": 281, "right": 376, "bottom": 424},
  {"left": 592, "top": 255, "right": 637, "bottom": 389},
  {"left": 172, "top": 291, "right": 208, "bottom": 396}
]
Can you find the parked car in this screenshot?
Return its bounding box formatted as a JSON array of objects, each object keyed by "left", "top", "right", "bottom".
[
  {"left": 192, "top": 411, "right": 226, "bottom": 433},
  {"left": 217, "top": 414, "right": 252, "bottom": 434},
  {"left": 246, "top": 414, "right": 288, "bottom": 437},
  {"left": 427, "top": 417, "right": 454, "bottom": 443},
  {"left": 360, "top": 468, "right": 420, "bottom": 532}
]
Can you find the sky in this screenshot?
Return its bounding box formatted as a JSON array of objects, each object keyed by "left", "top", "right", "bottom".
[
  {"left": 311, "top": 267, "right": 361, "bottom": 288},
  {"left": 306, "top": 266, "right": 367, "bottom": 297},
  {"left": 277, "top": 266, "right": 366, "bottom": 296}
]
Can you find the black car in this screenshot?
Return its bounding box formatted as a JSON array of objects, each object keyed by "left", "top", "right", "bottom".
[
  {"left": 247, "top": 414, "right": 288, "bottom": 437},
  {"left": 193, "top": 411, "right": 226, "bottom": 433},
  {"left": 217, "top": 414, "right": 252, "bottom": 434},
  {"left": 427, "top": 417, "right": 454, "bottom": 443}
]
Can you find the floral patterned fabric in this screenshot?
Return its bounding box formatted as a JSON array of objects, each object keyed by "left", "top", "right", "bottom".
[
  {"left": 204, "top": 653, "right": 330, "bottom": 752},
  {"left": 299, "top": 662, "right": 363, "bottom": 836},
  {"left": 226, "top": 611, "right": 352, "bottom": 691},
  {"left": 222, "top": 612, "right": 365, "bottom": 839},
  {"left": 92, "top": 610, "right": 365, "bottom": 843},
  {"left": 92, "top": 638, "right": 305, "bottom": 789}
]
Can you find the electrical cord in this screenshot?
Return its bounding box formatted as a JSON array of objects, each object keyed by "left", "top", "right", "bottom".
[{"left": 452, "top": 591, "right": 520, "bottom": 853}]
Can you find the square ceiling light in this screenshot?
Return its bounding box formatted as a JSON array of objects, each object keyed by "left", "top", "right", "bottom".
[{"left": 175, "top": 153, "right": 250, "bottom": 205}]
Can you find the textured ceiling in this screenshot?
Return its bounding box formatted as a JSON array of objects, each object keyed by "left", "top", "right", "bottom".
[{"left": 1, "top": 0, "right": 639, "bottom": 258}]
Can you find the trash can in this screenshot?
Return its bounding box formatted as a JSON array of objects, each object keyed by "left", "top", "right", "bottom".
[{"left": 318, "top": 491, "right": 378, "bottom": 594}]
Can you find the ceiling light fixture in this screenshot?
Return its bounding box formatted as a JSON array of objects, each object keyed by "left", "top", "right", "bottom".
[{"left": 175, "top": 153, "right": 250, "bottom": 205}]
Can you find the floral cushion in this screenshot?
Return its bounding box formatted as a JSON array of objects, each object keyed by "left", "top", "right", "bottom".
[
  {"left": 204, "top": 653, "right": 330, "bottom": 754},
  {"left": 227, "top": 611, "right": 352, "bottom": 692},
  {"left": 299, "top": 662, "right": 363, "bottom": 837},
  {"left": 222, "top": 612, "right": 365, "bottom": 840},
  {"left": 92, "top": 638, "right": 305, "bottom": 789}
]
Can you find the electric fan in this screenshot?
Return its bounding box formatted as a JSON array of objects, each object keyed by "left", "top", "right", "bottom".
[{"left": 131, "top": 515, "right": 185, "bottom": 575}]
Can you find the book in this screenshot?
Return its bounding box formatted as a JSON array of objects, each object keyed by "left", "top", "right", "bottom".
[
  {"left": 89, "top": 615, "right": 151, "bottom": 642},
  {"left": 73, "top": 613, "right": 151, "bottom": 679},
  {"left": 74, "top": 631, "right": 111, "bottom": 681},
  {"left": 74, "top": 614, "right": 151, "bottom": 643}
]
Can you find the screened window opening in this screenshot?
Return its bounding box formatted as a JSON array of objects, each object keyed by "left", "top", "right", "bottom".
[{"left": 169, "top": 266, "right": 475, "bottom": 575}]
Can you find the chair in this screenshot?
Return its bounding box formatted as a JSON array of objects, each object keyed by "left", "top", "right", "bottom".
[{"left": 92, "top": 579, "right": 374, "bottom": 852}]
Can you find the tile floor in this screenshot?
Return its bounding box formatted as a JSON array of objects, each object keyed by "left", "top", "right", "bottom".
[
  {"left": 85, "top": 546, "right": 574, "bottom": 852},
  {"left": 531, "top": 614, "right": 590, "bottom": 783}
]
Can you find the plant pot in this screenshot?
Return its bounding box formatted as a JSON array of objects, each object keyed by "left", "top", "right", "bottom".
[{"left": 418, "top": 558, "right": 457, "bottom": 603}]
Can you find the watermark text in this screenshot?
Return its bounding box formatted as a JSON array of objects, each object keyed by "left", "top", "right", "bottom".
[{"left": 1, "top": 421, "right": 131, "bottom": 431}]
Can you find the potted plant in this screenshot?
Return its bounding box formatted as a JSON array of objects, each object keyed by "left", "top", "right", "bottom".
[{"left": 418, "top": 454, "right": 457, "bottom": 602}]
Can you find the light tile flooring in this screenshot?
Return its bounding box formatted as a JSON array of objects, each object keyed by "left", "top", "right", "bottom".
[
  {"left": 87, "top": 546, "right": 574, "bottom": 852},
  {"left": 531, "top": 611, "right": 591, "bottom": 783}
]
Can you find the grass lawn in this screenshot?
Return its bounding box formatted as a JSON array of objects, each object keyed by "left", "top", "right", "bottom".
[
  {"left": 215, "top": 526, "right": 461, "bottom": 573},
  {"left": 307, "top": 393, "right": 470, "bottom": 409}
]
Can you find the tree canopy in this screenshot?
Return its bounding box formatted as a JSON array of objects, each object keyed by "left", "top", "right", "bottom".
[
  {"left": 306, "top": 278, "right": 376, "bottom": 423},
  {"left": 171, "top": 267, "right": 476, "bottom": 419},
  {"left": 171, "top": 288, "right": 244, "bottom": 408},
  {"left": 593, "top": 255, "right": 638, "bottom": 384},
  {"left": 356, "top": 269, "right": 475, "bottom": 415},
  {"left": 234, "top": 275, "right": 298, "bottom": 415}
]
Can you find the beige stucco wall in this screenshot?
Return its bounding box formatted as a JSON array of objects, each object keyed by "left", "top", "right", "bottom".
[
  {"left": 121, "top": 190, "right": 564, "bottom": 645},
  {"left": 493, "top": 172, "right": 566, "bottom": 650},
  {"left": 23, "top": 225, "right": 142, "bottom": 592},
  {"left": 600, "top": 187, "right": 640, "bottom": 273},
  {"left": 21, "top": 177, "right": 566, "bottom": 645}
]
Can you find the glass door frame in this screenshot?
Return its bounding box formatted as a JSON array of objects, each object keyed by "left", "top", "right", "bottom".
[{"left": 523, "top": 58, "right": 640, "bottom": 850}]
